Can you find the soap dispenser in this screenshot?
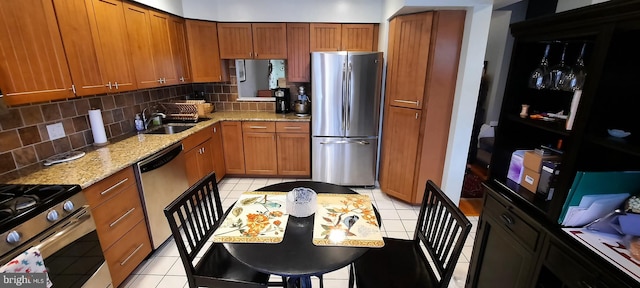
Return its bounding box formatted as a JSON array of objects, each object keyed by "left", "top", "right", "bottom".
[{"left": 135, "top": 114, "right": 144, "bottom": 131}]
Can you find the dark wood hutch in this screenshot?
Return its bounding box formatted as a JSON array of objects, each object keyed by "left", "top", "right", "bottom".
[{"left": 467, "top": 1, "right": 640, "bottom": 287}]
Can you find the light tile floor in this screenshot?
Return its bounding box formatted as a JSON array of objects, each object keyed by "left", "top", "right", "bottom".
[{"left": 121, "top": 177, "right": 478, "bottom": 288}]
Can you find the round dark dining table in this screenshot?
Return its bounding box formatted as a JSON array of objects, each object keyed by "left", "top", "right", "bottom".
[{"left": 223, "top": 181, "right": 381, "bottom": 288}]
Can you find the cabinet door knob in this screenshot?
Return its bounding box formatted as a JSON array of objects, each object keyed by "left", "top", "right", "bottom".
[
  {"left": 114, "top": 82, "right": 119, "bottom": 89},
  {"left": 106, "top": 82, "right": 112, "bottom": 89}
]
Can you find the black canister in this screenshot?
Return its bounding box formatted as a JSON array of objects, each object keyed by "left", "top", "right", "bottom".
[{"left": 274, "top": 88, "right": 290, "bottom": 113}]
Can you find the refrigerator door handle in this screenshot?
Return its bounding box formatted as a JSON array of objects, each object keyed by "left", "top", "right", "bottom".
[
  {"left": 319, "top": 140, "right": 370, "bottom": 145},
  {"left": 342, "top": 62, "right": 348, "bottom": 133},
  {"left": 346, "top": 62, "right": 353, "bottom": 131}
]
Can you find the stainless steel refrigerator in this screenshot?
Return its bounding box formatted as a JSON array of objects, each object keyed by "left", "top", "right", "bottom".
[{"left": 311, "top": 51, "right": 383, "bottom": 186}]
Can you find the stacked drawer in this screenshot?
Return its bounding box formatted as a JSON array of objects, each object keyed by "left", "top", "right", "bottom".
[{"left": 83, "top": 167, "right": 151, "bottom": 287}]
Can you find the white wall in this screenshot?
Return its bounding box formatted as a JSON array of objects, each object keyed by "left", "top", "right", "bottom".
[
  {"left": 133, "top": 0, "right": 184, "bottom": 16},
  {"left": 442, "top": 4, "right": 492, "bottom": 205},
  {"left": 483, "top": 11, "right": 511, "bottom": 125},
  {"left": 183, "top": 0, "right": 383, "bottom": 22},
  {"left": 483, "top": 1, "right": 527, "bottom": 125}
]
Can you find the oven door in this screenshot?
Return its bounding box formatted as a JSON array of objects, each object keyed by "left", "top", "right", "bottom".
[{"left": 0, "top": 206, "right": 112, "bottom": 288}]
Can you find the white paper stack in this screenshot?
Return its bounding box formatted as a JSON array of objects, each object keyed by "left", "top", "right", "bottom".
[{"left": 562, "top": 193, "right": 629, "bottom": 227}]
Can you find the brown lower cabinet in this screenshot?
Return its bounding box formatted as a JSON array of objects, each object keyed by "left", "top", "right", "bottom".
[
  {"left": 210, "top": 122, "right": 226, "bottom": 181},
  {"left": 242, "top": 122, "right": 278, "bottom": 175},
  {"left": 103, "top": 221, "right": 152, "bottom": 286},
  {"left": 183, "top": 128, "right": 214, "bottom": 186},
  {"left": 221, "top": 121, "right": 246, "bottom": 174},
  {"left": 82, "top": 167, "right": 151, "bottom": 287},
  {"left": 467, "top": 185, "right": 637, "bottom": 288},
  {"left": 276, "top": 122, "right": 311, "bottom": 176},
  {"left": 221, "top": 121, "right": 310, "bottom": 177}
]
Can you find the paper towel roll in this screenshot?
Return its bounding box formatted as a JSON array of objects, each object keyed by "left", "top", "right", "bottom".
[{"left": 88, "top": 109, "right": 108, "bottom": 145}]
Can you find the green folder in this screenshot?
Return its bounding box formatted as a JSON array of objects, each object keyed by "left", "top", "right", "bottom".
[{"left": 558, "top": 171, "right": 640, "bottom": 225}]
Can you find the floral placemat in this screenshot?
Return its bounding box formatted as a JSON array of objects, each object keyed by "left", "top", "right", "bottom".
[
  {"left": 213, "top": 192, "right": 288, "bottom": 243},
  {"left": 312, "top": 194, "right": 384, "bottom": 247}
]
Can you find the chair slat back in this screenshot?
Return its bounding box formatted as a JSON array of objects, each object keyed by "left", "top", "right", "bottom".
[
  {"left": 415, "top": 180, "right": 472, "bottom": 288},
  {"left": 164, "top": 173, "right": 224, "bottom": 276}
]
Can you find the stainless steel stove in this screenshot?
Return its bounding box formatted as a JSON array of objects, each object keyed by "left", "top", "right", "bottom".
[{"left": 0, "top": 184, "right": 112, "bottom": 288}]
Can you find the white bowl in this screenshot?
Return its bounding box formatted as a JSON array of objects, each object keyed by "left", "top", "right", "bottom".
[
  {"left": 286, "top": 188, "right": 317, "bottom": 217},
  {"left": 608, "top": 129, "right": 631, "bottom": 138}
]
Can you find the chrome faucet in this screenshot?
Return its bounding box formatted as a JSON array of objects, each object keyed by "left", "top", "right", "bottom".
[{"left": 141, "top": 106, "right": 166, "bottom": 130}]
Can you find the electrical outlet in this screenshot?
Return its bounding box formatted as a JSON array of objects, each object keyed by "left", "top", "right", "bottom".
[{"left": 47, "top": 122, "right": 65, "bottom": 140}]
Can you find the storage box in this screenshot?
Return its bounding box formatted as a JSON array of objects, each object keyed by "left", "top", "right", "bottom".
[
  {"left": 537, "top": 161, "right": 561, "bottom": 201},
  {"left": 507, "top": 150, "right": 528, "bottom": 184},
  {"left": 521, "top": 168, "right": 540, "bottom": 193},
  {"left": 523, "top": 150, "right": 561, "bottom": 172},
  {"left": 257, "top": 90, "right": 272, "bottom": 97}
]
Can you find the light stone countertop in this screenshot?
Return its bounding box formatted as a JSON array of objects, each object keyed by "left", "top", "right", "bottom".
[{"left": 8, "top": 111, "right": 310, "bottom": 188}]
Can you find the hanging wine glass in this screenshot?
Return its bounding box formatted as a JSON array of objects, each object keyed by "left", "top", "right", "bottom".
[
  {"left": 562, "top": 43, "right": 587, "bottom": 91},
  {"left": 549, "top": 43, "right": 571, "bottom": 90},
  {"left": 528, "top": 44, "right": 551, "bottom": 90}
]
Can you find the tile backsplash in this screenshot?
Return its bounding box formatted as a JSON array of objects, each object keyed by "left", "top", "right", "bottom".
[
  {"left": 0, "top": 85, "right": 192, "bottom": 181},
  {"left": 0, "top": 64, "right": 310, "bottom": 181}
]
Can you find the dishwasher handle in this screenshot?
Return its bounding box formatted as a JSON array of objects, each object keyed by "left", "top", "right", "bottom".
[{"left": 138, "top": 143, "right": 183, "bottom": 173}]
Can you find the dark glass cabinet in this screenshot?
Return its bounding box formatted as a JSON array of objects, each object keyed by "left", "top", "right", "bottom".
[{"left": 468, "top": 1, "right": 640, "bottom": 287}]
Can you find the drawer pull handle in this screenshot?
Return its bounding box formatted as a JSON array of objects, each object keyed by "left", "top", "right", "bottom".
[
  {"left": 394, "top": 99, "right": 420, "bottom": 106},
  {"left": 110, "top": 208, "right": 135, "bottom": 228},
  {"left": 100, "top": 178, "right": 128, "bottom": 195},
  {"left": 284, "top": 126, "right": 301, "bottom": 129},
  {"left": 120, "top": 243, "right": 144, "bottom": 266},
  {"left": 500, "top": 213, "right": 514, "bottom": 225},
  {"left": 249, "top": 126, "right": 267, "bottom": 129}
]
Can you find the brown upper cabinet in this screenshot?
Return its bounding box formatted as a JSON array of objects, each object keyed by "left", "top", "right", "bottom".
[
  {"left": 168, "top": 17, "right": 192, "bottom": 83},
  {"left": 82, "top": 0, "right": 138, "bottom": 93},
  {"left": 124, "top": 3, "right": 179, "bottom": 88},
  {"left": 149, "top": 11, "right": 180, "bottom": 85},
  {"left": 310, "top": 23, "right": 377, "bottom": 51},
  {"left": 217, "top": 23, "right": 253, "bottom": 59},
  {"left": 52, "top": 0, "right": 107, "bottom": 97},
  {"left": 0, "top": 0, "right": 75, "bottom": 106},
  {"left": 252, "top": 23, "right": 288, "bottom": 59},
  {"left": 185, "top": 20, "right": 228, "bottom": 83},
  {"left": 218, "top": 23, "right": 287, "bottom": 59},
  {"left": 342, "top": 24, "right": 378, "bottom": 51},
  {"left": 385, "top": 13, "right": 433, "bottom": 109},
  {"left": 286, "top": 23, "right": 311, "bottom": 83}
]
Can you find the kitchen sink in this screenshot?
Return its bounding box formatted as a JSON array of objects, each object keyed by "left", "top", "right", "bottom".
[{"left": 143, "top": 123, "right": 196, "bottom": 134}]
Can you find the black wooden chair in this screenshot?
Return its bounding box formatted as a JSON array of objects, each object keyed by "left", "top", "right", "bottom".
[
  {"left": 164, "top": 172, "right": 286, "bottom": 288},
  {"left": 349, "top": 180, "right": 472, "bottom": 288}
]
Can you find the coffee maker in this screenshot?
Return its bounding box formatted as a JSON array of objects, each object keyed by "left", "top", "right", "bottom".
[{"left": 274, "top": 88, "right": 290, "bottom": 114}]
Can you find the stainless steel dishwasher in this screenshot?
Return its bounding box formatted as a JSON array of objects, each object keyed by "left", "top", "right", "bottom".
[{"left": 134, "top": 142, "right": 189, "bottom": 249}]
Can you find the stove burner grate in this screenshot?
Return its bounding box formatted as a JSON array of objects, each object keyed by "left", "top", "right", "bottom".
[{"left": 0, "top": 184, "right": 81, "bottom": 233}]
